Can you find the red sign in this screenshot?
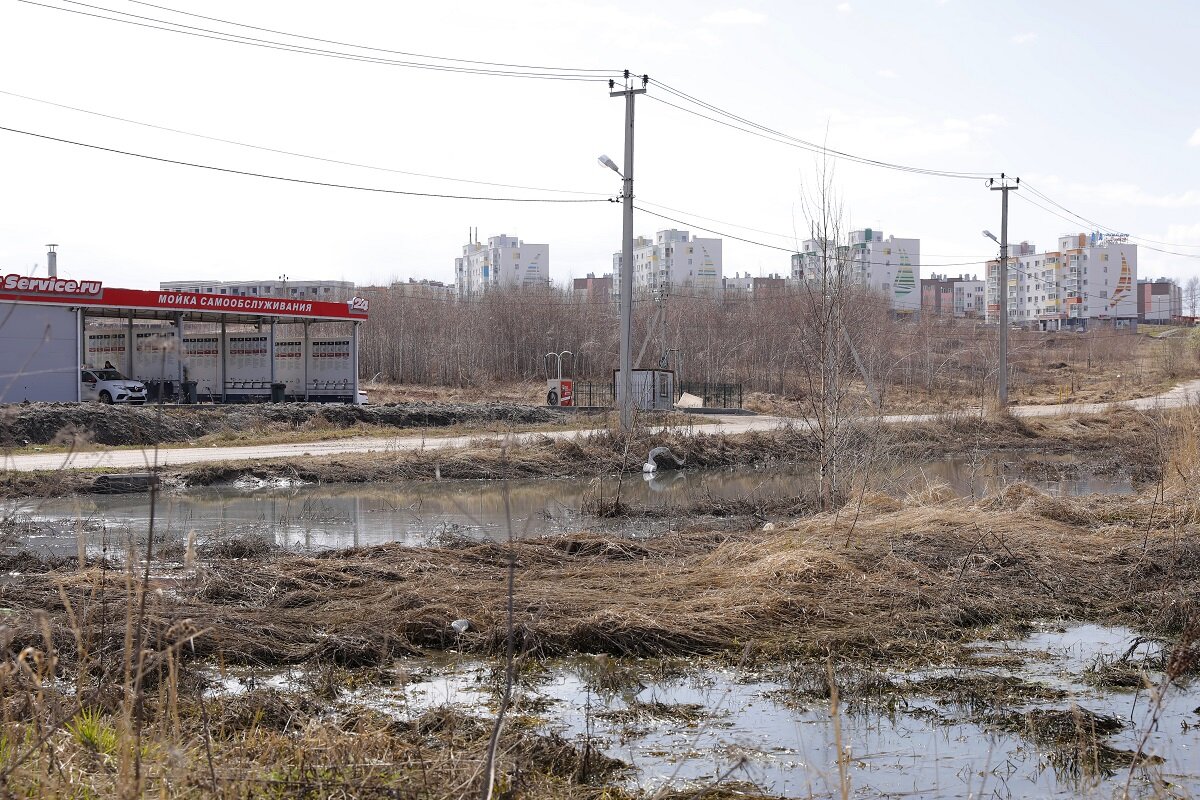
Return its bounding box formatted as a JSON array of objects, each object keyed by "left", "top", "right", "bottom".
[
  {"left": 560, "top": 379, "right": 573, "bottom": 407},
  {"left": 0, "top": 280, "right": 368, "bottom": 321}
]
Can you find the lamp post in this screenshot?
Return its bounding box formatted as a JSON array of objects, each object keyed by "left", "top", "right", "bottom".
[
  {"left": 601, "top": 72, "right": 646, "bottom": 431},
  {"left": 599, "top": 147, "right": 634, "bottom": 430}
]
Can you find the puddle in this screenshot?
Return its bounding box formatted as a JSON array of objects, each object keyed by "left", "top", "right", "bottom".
[
  {"left": 204, "top": 624, "right": 1198, "bottom": 798},
  {"left": 4, "top": 454, "right": 1133, "bottom": 554}
]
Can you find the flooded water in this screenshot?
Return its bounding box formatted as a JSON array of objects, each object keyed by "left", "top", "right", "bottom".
[
  {"left": 209, "top": 623, "right": 1199, "bottom": 798},
  {"left": 6, "top": 453, "right": 1132, "bottom": 554}
]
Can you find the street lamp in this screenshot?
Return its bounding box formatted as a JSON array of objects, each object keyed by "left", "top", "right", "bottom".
[{"left": 598, "top": 154, "right": 622, "bottom": 176}]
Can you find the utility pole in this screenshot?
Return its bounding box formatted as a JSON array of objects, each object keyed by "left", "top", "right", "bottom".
[
  {"left": 610, "top": 71, "right": 646, "bottom": 431},
  {"left": 987, "top": 175, "right": 1018, "bottom": 409}
]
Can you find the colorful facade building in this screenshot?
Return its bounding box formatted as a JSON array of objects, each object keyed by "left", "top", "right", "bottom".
[
  {"left": 986, "top": 233, "right": 1138, "bottom": 330},
  {"left": 790, "top": 228, "right": 920, "bottom": 313}
]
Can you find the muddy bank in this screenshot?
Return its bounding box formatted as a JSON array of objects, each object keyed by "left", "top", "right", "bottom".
[
  {"left": 0, "top": 407, "right": 1166, "bottom": 501},
  {"left": 0, "top": 399, "right": 572, "bottom": 447},
  {"left": 164, "top": 407, "right": 1186, "bottom": 491}
]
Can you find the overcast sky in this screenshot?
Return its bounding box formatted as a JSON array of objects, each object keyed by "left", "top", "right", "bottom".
[{"left": 1, "top": 0, "right": 1198, "bottom": 290}]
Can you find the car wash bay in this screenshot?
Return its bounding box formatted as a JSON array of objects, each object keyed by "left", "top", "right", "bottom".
[{"left": 0, "top": 279, "right": 368, "bottom": 404}]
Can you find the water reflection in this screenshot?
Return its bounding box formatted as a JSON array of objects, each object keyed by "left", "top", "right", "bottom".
[{"left": 10, "top": 454, "right": 1132, "bottom": 552}]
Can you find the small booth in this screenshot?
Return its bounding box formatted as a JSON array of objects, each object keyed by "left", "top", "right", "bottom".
[
  {"left": 0, "top": 274, "right": 369, "bottom": 404},
  {"left": 613, "top": 368, "right": 675, "bottom": 412}
]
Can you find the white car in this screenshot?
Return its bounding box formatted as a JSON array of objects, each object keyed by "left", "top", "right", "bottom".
[{"left": 81, "top": 368, "right": 147, "bottom": 405}]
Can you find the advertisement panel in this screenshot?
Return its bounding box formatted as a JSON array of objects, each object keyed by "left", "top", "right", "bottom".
[
  {"left": 273, "top": 339, "right": 304, "bottom": 395},
  {"left": 307, "top": 337, "right": 354, "bottom": 397},
  {"left": 132, "top": 329, "right": 179, "bottom": 384},
  {"left": 84, "top": 329, "right": 128, "bottom": 370},
  {"left": 182, "top": 335, "right": 220, "bottom": 398},
  {"left": 224, "top": 333, "right": 271, "bottom": 391}
]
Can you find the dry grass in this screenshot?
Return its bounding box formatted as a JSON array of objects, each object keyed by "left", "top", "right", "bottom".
[{"left": 6, "top": 485, "right": 1198, "bottom": 674}]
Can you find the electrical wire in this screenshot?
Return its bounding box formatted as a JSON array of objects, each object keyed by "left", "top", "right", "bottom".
[
  {"left": 1014, "top": 192, "right": 1200, "bottom": 261},
  {"left": 647, "top": 78, "right": 998, "bottom": 180},
  {"left": 635, "top": 198, "right": 986, "bottom": 259},
  {"left": 0, "top": 88, "right": 610, "bottom": 197},
  {"left": 0, "top": 124, "right": 612, "bottom": 203},
  {"left": 1020, "top": 180, "right": 1200, "bottom": 250},
  {"left": 632, "top": 204, "right": 991, "bottom": 269},
  {"left": 125, "top": 0, "right": 616, "bottom": 73},
  {"left": 18, "top": 0, "right": 620, "bottom": 82}
]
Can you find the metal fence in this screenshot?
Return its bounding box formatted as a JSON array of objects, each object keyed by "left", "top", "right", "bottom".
[
  {"left": 677, "top": 381, "right": 743, "bottom": 409},
  {"left": 572, "top": 381, "right": 615, "bottom": 408}
]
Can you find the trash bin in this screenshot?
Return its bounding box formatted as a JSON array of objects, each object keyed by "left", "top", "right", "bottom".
[
  {"left": 270, "top": 382, "right": 287, "bottom": 403},
  {"left": 181, "top": 380, "right": 198, "bottom": 404}
]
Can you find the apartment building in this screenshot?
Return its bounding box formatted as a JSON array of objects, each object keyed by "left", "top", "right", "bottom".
[
  {"left": 612, "top": 229, "right": 723, "bottom": 294},
  {"left": 722, "top": 272, "right": 754, "bottom": 295},
  {"left": 986, "top": 233, "right": 1137, "bottom": 329},
  {"left": 389, "top": 278, "right": 456, "bottom": 299},
  {"left": 572, "top": 272, "right": 613, "bottom": 300},
  {"left": 921, "top": 273, "right": 985, "bottom": 319},
  {"left": 952, "top": 278, "right": 986, "bottom": 318},
  {"left": 160, "top": 279, "right": 354, "bottom": 298},
  {"left": 1137, "top": 278, "right": 1182, "bottom": 323},
  {"left": 790, "top": 228, "right": 920, "bottom": 313},
  {"left": 454, "top": 233, "right": 549, "bottom": 298}
]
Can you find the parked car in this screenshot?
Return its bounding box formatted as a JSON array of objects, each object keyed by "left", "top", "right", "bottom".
[{"left": 81, "top": 368, "right": 147, "bottom": 404}]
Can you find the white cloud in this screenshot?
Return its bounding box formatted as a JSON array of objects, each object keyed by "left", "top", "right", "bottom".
[
  {"left": 877, "top": 69, "right": 897, "bottom": 79},
  {"left": 703, "top": 8, "right": 767, "bottom": 25},
  {"left": 1011, "top": 31, "right": 1037, "bottom": 45},
  {"left": 1189, "top": 128, "right": 1200, "bottom": 146},
  {"left": 836, "top": 2, "right": 852, "bottom": 12}
]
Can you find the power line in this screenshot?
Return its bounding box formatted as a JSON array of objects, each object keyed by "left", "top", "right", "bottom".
[
  {"left": 632, "top": 204, "right": 990, "bottom": 269},
  {"left": 1013, "top": 192, "right": 1200, "bottom": 261},
  {"left": 125, "top": 0, "right": 616, "bottom": 73},
  {"left": 0, "top": 88, "right": 609, "bottom": 197},
  {"left": 0, "top": 124, "right": 612, "bottom": 203},
  {"left": 1018, "top": 180, "right": 1200, "bottom": 254},
  {"left": 647, "top": 78, "right": 998, "bottom": 180},
  {"left": 634, "top": 198, "right": 995, "bottom": 260},
  {"left": 19, "top": 0, "right": 620, "bottom": 81}
]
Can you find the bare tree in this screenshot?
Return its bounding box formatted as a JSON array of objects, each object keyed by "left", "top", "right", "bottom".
[
  {"left": 788, "top": 162, "right": 872, "bottom": 510},
  {"left": 1187, "top": 276, "right": 1200, "bottom": 318}
]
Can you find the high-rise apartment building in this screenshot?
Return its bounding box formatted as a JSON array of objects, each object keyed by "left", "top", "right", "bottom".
[
  {"left": 455, "top": 233, "right": 549, "bottom": 298},
  {"left": 790, "top": 228, "right": 920, "bottom": 313},
  {"left": 612, "top": 229, "right": 722, "bottom": 294},
  {"left": 986, "top": 233, "right": 1137, "bottom": 329}
]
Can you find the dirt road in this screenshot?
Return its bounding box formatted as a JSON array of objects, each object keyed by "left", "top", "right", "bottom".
[{"left": 6, "top": 378, "right": 1199, "bottom": 473}]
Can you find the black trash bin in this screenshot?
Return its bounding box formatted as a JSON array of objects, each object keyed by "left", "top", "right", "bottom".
[
  {"left": 181, "top": 380, "right": 198, "bottom": 404},
  {"left": 270, "top": 382, "right": 287, "bottom": 403}
]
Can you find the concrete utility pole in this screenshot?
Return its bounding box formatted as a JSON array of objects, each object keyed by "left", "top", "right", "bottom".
[
  {"left": 609, "top": 71, "right": 647, "bottom": 431},
  {"left": 986, "top": 175, "right": 1018, "bottom": 408}
]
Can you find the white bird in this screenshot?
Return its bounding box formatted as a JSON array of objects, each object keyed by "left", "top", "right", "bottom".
[{"left": 450, "top": 619, "right": 471, "bottom": 635}]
